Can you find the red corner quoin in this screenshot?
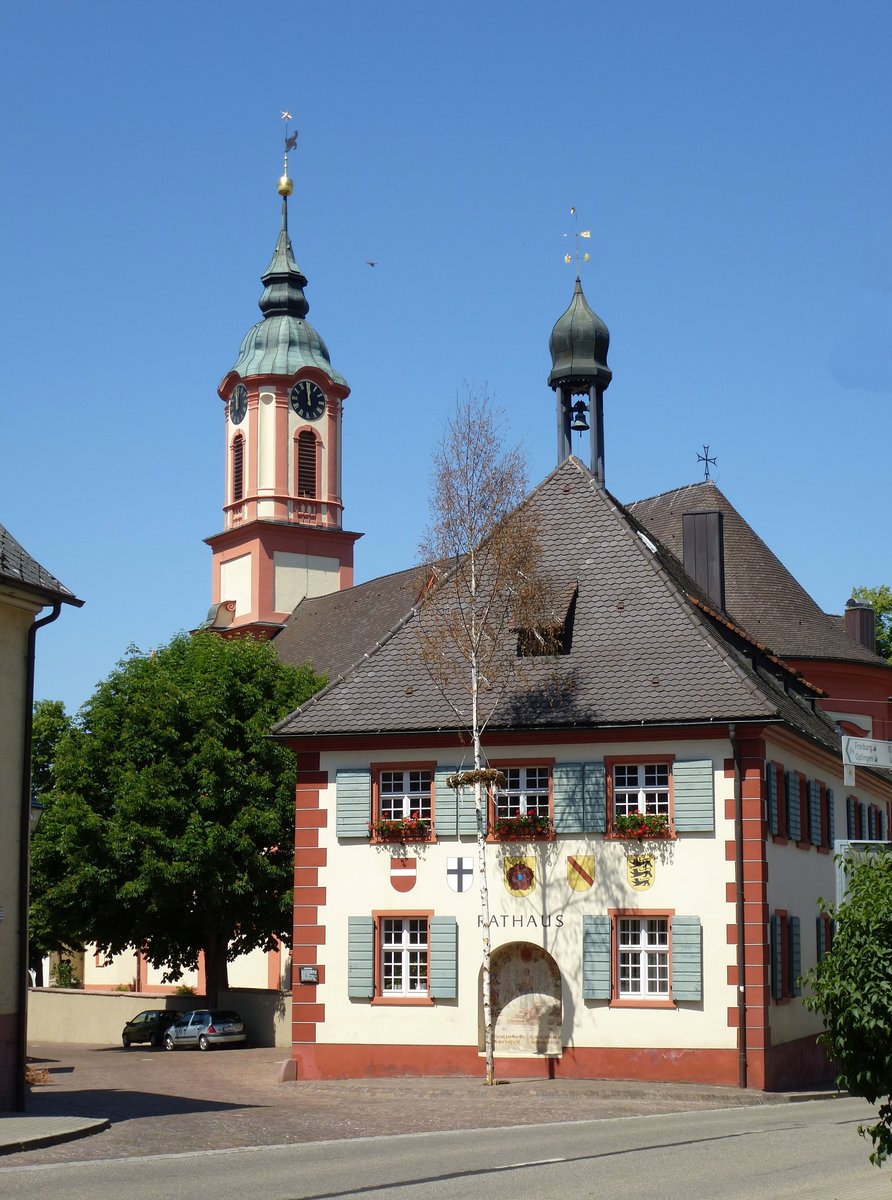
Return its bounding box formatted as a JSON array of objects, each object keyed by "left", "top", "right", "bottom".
[{"left": 284, "top": 753, "right": 328, "bottom": 1079}]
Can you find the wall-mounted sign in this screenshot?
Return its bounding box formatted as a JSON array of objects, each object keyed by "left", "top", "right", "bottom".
[{"left": 299, "top": 966, "right": 319, "bottom": 985}]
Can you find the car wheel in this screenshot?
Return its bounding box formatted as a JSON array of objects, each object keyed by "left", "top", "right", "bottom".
[
  {"left": 122, "top": 1034, "right": 131, "bottom": 1048},
  {"left": 198, "top": 1034, "right": 210, "bottom": 1051},
  {"left": 164, "top": 1034, "right": 176, "bottom": 1051}
]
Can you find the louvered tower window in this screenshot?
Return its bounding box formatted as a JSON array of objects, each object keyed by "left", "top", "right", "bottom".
[
  {"left": 297, "top": 430, "right": 317, "bottom": 497},
  {"left": 232, "top": 434, "right": 244, "bottom": 502}
]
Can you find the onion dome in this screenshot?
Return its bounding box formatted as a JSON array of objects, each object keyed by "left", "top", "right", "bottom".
[
  {"left": 227, "top": 200, "right": 347, "bottom": 386},
  {"left": 548, "top": 277, "right": 611, "bottom": 392}
]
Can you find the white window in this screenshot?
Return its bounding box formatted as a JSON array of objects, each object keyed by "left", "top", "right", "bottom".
[
  {"left": 380, "top": 918, "right": 429, "bottom": 995},
  {"left": 378, "top": 770, "right": 432, "bottom": 821},
  {"left": 495, "top": 766, "right": 550, "bottom": 819},
  {"left": 613, "top": 763, "right": 669, "bottom": 818},
  {"left": 617, "top": 917, "right": 669, "bottom": 998}
]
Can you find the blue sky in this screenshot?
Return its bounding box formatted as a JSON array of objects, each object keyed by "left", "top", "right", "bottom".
[{"left": 2, "top": 0, "right": 890, "bottom": 714}]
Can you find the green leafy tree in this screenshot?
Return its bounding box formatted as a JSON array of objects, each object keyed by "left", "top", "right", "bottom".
[
  {"left": 851, "top": 585, "right": 892, "bottom": 662},
  {"left": 30, "top": 632, "right": 323, "bottom": 1002},
  {"left": 803, "top": 848, "right": 892, "bottom": 1167},
  {"left": 29, "top": 699, "right": 73, "bottom": 981}
]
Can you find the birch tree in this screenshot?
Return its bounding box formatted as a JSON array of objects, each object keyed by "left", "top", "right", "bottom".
[{"left": 416, "top": 391, "right": 541, "bottom": 1085}]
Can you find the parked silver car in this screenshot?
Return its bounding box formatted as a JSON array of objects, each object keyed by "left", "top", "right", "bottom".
[{"left": 163, "top": 1009, "right": 247, "bottom": 1051}]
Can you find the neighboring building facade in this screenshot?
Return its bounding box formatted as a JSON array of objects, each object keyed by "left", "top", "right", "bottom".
[{"left": 0, "top": 523, "right": 80, "bottom": 1109}]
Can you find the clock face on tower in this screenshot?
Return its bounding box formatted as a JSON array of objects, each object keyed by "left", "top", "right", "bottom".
[
  {"left": 290, "top": 380, "right": 326, "bottom": 421},
  {"left": 229, "top": 383, "right": 248, "bottom": 425}
]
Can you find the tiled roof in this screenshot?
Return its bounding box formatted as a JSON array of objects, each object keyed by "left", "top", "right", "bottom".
[
  {"left": 274, "top": 566, "right": 423, "bottom": 683},
  {"left": 0, "top": 522, "right": 80, "bottom": 605},
  {"left": 628, "top": 481, "right": 884, "bottom": 667},
  {"left": 274, "top": 458, "right": 842, "bottom": 754}
]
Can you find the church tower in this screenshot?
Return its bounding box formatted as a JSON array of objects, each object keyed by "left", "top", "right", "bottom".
[
  {"left": 548, "top": 277, "right": 612, "bottom": 485},
  {"left": 205, "top": 129, "right": 360, "bottom": 636}
]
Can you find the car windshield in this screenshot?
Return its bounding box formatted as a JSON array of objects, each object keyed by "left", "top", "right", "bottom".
[{"left": 210, "top": 1011, "right": 240, "bottom": 1023}]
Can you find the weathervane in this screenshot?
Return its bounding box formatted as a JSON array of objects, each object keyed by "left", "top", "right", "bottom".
[
  {"left": 278, "top": 110, "right": 297, "bottom": 198},
  {"left": 697, "top": 444, "right": 717, "bottom": 480},
  {"left": 562, "top": 206, "right": 592, "bottom": 270}
]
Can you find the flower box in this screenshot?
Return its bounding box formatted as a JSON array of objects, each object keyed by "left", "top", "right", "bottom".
[
  {"left": 612, "top": 812, "right": 670, "bottom": 840},
  {"left": 493, "top": 813, "right": 552, "bottom": 840},
  {"left": 368, "top": 817, "right": 431, "bottom": 842}
]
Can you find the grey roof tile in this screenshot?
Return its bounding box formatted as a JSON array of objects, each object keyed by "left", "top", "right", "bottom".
[
  {"left": 274, "top": 459, "right": 841, "bottom": 755},
  {"left": 628, "top": 481, "right": 885, "bottom": 667},
  {"left": 0, "top": 523, "right": 80, "bottom": 605}
]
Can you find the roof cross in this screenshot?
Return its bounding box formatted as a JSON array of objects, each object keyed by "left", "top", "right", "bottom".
[{"left": 697, "top": 444, "right": 717, "bottom": 480}]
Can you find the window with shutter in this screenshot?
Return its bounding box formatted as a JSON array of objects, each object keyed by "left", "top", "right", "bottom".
[
  {"left": 232, "top": 434, "right": 244, "bottom": 502},
  {"left": 297, "top": 429, "right": 317, "bottom": 497}
]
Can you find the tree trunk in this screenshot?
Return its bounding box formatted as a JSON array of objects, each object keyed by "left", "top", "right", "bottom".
[{"left": 202, "top": 931, "right": 229, "bottom": 1009}]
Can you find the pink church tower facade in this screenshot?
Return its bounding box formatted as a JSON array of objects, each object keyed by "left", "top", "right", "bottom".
[{"left": 206, "top": 145, "right": 360, "bottom": 637}]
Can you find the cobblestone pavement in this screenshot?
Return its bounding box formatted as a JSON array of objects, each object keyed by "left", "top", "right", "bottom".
[{"left": 4, "top": 1043, "right": 804, "bottom": 1167}]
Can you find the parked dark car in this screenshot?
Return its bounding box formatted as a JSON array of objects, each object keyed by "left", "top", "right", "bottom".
[
  {"left": 122, "top": 1009, "right": 179, "bottom": 1048},
  {"left": 163, "top": 1009, "right": 247, "bottom": 1051}
]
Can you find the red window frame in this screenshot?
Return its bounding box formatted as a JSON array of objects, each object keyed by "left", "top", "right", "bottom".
[
  {"left": 487, "top": 757, "right": 554, "bottom": 841},
  {"left": 605, "top": 755, "right": 676, "bottom": 839},
  {"left": 370, "top": 909, "right": 434, "bottom": 1006},
  {"left": 608, "top": 908, "right": 677, "bottom": 1009},
  {"left": 370, "top": 761, "right": 436, "bottom": 843}
]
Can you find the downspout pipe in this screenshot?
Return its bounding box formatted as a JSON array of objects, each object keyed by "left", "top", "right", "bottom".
[
  {"left": 729, "top": 722, "right": 748, "bottom": 1090},
  {"left": 15, "top": 601, "right": 62, "bottom": 1111}
]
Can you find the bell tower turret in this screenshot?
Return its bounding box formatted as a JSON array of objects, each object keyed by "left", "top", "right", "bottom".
[
  {"left": 548, "top": 276, "right": 612, "bottom": 486},
  {"left": 205, "top": 121, "right": 361, "bottom": 636}
]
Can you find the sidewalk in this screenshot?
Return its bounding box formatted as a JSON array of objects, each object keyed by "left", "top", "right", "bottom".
[
  {"left": 1, "top": 1044, "right": 842, "bottom": 1162},
  {"left": 0, "top": 1114, "right": 109, "bottom": 1155}
]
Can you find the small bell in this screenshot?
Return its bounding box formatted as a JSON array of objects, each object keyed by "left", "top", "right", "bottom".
[{"left": 570, "top": 400, "right": 590, "bottom": 433}]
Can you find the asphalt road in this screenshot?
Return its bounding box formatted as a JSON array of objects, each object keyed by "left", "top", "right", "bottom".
[{"left": 0, "top": 1098, "right": 884, "bottom": 1200}]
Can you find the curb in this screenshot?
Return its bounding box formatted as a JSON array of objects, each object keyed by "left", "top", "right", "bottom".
[{"left": 0, "top": 1117, "right": 110, "bottom": 1156}]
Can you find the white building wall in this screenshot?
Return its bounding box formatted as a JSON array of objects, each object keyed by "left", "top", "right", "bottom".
[{"left": 315, "top": 737, "right": 737, "bottom": 1053}]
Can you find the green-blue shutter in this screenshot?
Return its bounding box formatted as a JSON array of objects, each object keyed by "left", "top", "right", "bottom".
[
  {"left": 826, "top": 787, "right": 835, "bottom": 846},
  {"left": 881, "top": 807, "right": 888, "bottom": 842},
  {"left": 672, "top": 760, "right": 714, "bottom": 832},
  {"left": 815, "top": 915, "right": 826, "bottom": 964},
  {"left": 846, "top": 796, "right": 856, "bottom": 839},
  {"left": 789, "top": 916, "right": 801, "bottom": 997},
  {"left": 671, "top": 916, "right": 702, "bottom": 1001},
  {"left": 770, "top": 914, "right": 782, "bottom": 1000},
  {"left": 766, "top": 764, "right": 779, "bottom": 836},
  {"left": 434, "top": 766, "right": 458, "bottom": 838},
  {"left": 347, "top": 916, "right": 374, "bottom": 998},
  {"left": 786, "top": 771, "right": 801, "bottom": 841},
  {"left": 458, "top": 780, "right": 485, "bottom": 836},
  {"left": 336, "top": 768, "right": 372, "bottom": 838},
  {"left": 553, "top": 763, "right": 584, "bottom": 833},
  {"left": 859, "top": 801, "right": 868, "bottom": 839},
  {"left": 808, "top": 780, "right": 822, "bottom": 846},
  {"left": 583, "top": 915, "right": 611, "bottom": 1000},
  {"left": 429, "top": 916, "right": 458, "bottom": 999},
  {"left": 584, "top": 761, "right": 607, "bottom": 833}
]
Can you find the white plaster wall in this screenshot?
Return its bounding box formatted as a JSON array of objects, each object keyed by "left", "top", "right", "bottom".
[
  {"left": 220, "top": 553, "right": 252, "bottom": 618},
  {"left": 82, "top": 948, "right": 139, "bottom": 990},
  {"left": 316, "top": 738, "right": 737, "bottom": 1054},
  {"left": 257, "top": 391, "right": 276, "bottom": 493},
  {"left": 274, "top": 552, "right": 340, "bottom": 612}
]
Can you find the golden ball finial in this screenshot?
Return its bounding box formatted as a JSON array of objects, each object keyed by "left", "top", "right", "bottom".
[{"left": 278, "top": 173, "right": 294, "bottom": 197}]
